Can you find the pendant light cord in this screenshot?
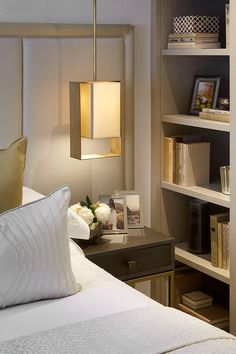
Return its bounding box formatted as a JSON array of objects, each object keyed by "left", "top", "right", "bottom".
[{"left": 93, "top": 0, "right": 97, "bottom": 81}]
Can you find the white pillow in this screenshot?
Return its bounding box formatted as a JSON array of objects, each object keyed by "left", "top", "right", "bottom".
[{"left": 0, "top": 185, "right": 80, "bottom": 308}]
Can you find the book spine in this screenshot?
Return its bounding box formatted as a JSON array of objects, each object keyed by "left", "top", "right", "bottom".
[
  {"left": 226, "top": 223, "right": 230, "bottom": 270},
  {"left": 210, "top": 215, "right": 219, "bottom": 267},
  {"left": 222, "top": 222, "right": 228, "bottom": 270},
  {"left": 169, "top": 33, "right": 219, "bottom": 39},
  {"left": 201, "top": 108, "right": 230, "bottom": 115},
  {"left": 199, "top": 112, "right": 230, "bottom": 123},
  {"left": 164, "top": 137, "right": 174, "bottom": 183},
  {"left": 217, "top": 222, "right": 223, "bottom": 269},
  {"left": 178, "top": 143, "right": 184, "bottom": 185}
]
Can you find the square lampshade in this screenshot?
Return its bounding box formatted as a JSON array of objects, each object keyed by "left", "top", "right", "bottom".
[{"left": 80, "top": 81, "right": 120, "bottom": 139}]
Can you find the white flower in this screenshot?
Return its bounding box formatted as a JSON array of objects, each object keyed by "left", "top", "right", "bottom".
[
  {"left": 95, "top": 203, "right": 110, "bottom": 223},
  {"left": 70, "top": 204, "right": 94, "bottom": 225}
]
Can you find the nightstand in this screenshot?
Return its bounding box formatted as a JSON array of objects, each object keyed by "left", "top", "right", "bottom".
[{"left": 78, "top": 227, "right": 175, "bottom": 306}]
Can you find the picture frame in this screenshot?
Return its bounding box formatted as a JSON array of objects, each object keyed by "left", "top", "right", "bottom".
[
  {"left": 114, "top": 190, "right": 144, "bottom": 229},
  {"left": 189, "top": 76, "right": 220, "bottom": 115},
  {"left": 98, "top": 194, "right": 128, "bottom": 234}
]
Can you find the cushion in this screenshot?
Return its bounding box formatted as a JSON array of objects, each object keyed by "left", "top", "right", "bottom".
[
  {"left": 0, "top": 185, "right": 80, "bottom": 308},
  {"left": 0, "top": 136, "right": 27, "bottom": 213}
]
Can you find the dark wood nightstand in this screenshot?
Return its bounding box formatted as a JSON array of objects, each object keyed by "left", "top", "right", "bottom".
[{"left": 77, "top": 227, "right": 175, "bottom": 306}]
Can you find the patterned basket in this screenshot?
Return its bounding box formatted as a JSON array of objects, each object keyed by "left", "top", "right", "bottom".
[{"left": 173, "top": 16, "right": 219, "bottom": 34}]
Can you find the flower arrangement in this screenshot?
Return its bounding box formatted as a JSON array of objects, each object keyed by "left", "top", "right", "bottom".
[{"left": 70, "top": 196, "right": 110, "bottom": 228}]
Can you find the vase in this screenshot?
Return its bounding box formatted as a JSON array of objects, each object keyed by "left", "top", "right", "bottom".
[{"left": 79, "top": 222, "right": 102, "bottom": 245}]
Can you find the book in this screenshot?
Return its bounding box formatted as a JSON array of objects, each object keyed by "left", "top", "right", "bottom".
[
  {"left": 169, "top": 33, "right": 219, "bottom": 39},
  {"left": 164, "top": 135, "right": 203, "bottom": 184},
  {"left": 199, "top": 111, "right": 230, "bottom": 123},
  {"left": 168, "top": 42, "right": 221, "bottom": 49},
  {"left": 179, "top": 303, "right": 229, "bottom": 325},
  {"left": 202, "top": 108, "right": 230, "bottom": 115},
  {"left": 222, "top": 221, "right": 229, "bottom": 270},
  {"left": 210, "top": 213, "right": 229, "bottom": 267},
  {"left": 182, "top": 300, "right": 212, "bottom": 310},
  {"left": 169, "top": 37, "right": 219, "bottom": 43},
  {"left": 164, "top": 137, "right": 176, "bottom": 183},
  {"left": 182, "top": 290, "right": 212, "bottom": 305},
  {"left": 217, "top": 221, "right": 224, "bottom": 268},
  {"left": 182, "top": 290, "right": 213, "bottom": 309},
  {"left": 178, "top": 141, "right": 210, "bottom": 187}
]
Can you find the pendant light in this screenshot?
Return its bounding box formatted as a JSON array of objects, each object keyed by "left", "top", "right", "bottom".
[{"left": 70, "top": 0, "right": 121, "bottom": 159}]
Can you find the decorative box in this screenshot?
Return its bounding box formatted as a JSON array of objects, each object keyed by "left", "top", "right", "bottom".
[{"left": 173, "top": 16, "right": 219, "bottom": 34}]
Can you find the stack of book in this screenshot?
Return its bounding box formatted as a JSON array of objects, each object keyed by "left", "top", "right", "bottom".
[
  {"left": 199, "top": 108, "right": 230, "bottom": 123},
  {"left": 210, "top": 213, "right": 230, "bottom": 269},
  {"left": 168, "top": 33, "right": 221, "bottom": 49},
  {"left": 182, "top": 290, "right": 213, "bottom": 309},
  {"left": 164, "top": 135, "right": 210, "bottom": 187},
  {"left": 179, "top": 301, "right": 229, "bottom": 331}
]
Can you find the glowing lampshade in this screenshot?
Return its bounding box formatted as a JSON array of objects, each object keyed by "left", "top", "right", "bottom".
[{"left": 80, "top": 81, "right": 120, "bottom": 139}]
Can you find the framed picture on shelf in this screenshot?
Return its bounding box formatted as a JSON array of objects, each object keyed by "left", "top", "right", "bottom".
[
  {"left": 114, "top": 190, "right": 144, "bottom": 228},
  {"left": 189, "top": 76, "right": 220, "bottom": 115},
  {"left": 98, "top": 194, "right": 128, "bottom": 234}
]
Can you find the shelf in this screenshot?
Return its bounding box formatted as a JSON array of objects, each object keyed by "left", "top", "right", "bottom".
[
  {"left": 175, "top": 242, "right": 230, "bottom": 284},
  {"left": 161, "top": 49, "right": 230, "bottom": 57},
  {"left": 161, "top": 181, "right": 230, "bottom": 208},
  {"left": 162, "top": 114, "right": 230, "bottom": 132}
]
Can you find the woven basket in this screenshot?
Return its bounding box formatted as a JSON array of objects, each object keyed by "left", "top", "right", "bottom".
[{"left": 173, "top": 16, "right": 219, "bottom": 34}]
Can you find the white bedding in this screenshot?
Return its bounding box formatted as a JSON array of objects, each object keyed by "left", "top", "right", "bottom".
[{"left": 0, "top": 187, "right": 235, "bottom": 353}]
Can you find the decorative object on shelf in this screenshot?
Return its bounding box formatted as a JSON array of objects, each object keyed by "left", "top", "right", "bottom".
[
  {"left": 173, "top": 16, "right": 220, "bottom": 34},
  {"left": 98, "top": 194, "right": 128, "bottom": 234},
  {"left": 218, "top": 97, "right": 230, "bottom": 111},
  {"left": 189, "top": 76, "right": 220, "bottom": 115},
  {"left": 188, "top": 199, "right": 210, "bottom": 254},
  {"left": 220, "top": 165, "right": 230, "bottom": 195},
  {"left": 168, "top": 33, "right": 220, "bottom": 49},
  {"left": 114, "top": 190, "right": 144, "bottom": 229},
  {"left": 199, "top": 108, "right": 230, "bottom": 123},
  {"left": 70, "top": 196, "right": 110, "bottom": 243},
  {"left": 69, "top": 0, "right": 121, "bottom": 160},
  {"left": 182, "top": 290, "right": 213, "bottom": 310}
]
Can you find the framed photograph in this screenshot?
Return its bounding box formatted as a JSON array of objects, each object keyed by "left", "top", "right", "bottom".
[
  {"left": 114, "top": 190, "right": 144, "bottom": 228},
  {"left": 189, "top": 76, "right": 220, "bottom": 115},
  {"left": 98, "top": 195, "right": 128, "bottom": 234}
]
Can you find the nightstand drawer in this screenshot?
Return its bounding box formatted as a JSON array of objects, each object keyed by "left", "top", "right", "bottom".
[{"left": 87, "top": 243, "right": 173, "bottom": 281}]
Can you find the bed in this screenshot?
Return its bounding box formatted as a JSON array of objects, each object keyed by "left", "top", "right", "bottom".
[{"left": 0, "top": 187, "right": 236, "bottom": 353}]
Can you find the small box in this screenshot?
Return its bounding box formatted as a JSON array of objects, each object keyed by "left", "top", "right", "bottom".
[{"left": 173, "top": 16, "right": 220, "bottom": 34}]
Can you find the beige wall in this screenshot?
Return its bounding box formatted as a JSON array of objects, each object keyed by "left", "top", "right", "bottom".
[{"left": 0, "top": 0, "right": 152, "bottom": 226}]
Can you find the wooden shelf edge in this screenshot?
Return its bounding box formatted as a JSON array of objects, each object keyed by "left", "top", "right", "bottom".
[
  {"left": 161, "top": 181, "right": 230, "bottom": 208},
  {"left": 162, "top": 114, "right": 230, "bottom": 132},
  {"left": 175, "top": 242, "right": 230, "bottom": 284},
  {"left": 161, "top": 48, "right": 230, "bottom": 56}
]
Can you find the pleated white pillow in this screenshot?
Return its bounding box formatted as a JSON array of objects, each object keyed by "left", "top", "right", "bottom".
[{"left": 0, "top": 185, "right": 80, "bottom": 308}]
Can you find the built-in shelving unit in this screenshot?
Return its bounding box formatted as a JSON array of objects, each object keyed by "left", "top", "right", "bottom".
[{"left": 152, "top": 0, "right": 235, "bottom": 333}]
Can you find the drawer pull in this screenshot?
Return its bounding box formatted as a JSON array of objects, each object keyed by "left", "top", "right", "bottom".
[{"left": 128, "top": 260, "right": 136, "bottom": 271}]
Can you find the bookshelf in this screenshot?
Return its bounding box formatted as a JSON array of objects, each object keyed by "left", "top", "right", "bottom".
[{"left": 151, "top": 0, "right": 236, "bottom": 333}]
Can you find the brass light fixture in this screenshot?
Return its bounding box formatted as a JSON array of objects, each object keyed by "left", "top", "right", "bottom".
[{"left": 70, "top": 0, "right": 121, "bottom": 160}]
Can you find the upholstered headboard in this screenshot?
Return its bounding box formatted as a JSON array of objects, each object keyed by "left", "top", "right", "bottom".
[{"left": 0, "top": 23, "right": 134, "bottom": 203}]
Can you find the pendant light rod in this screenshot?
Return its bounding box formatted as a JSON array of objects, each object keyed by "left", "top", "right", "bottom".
[{"left": 93, "top": 0, "right": 97, "bottom": 81}]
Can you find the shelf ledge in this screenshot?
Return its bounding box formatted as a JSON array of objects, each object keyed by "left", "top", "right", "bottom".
[
  {"left": 161, "top": 181, "right": 230, "bottom": 208},
  {"left": 175, "top": 242, "right": 230, "bottom": 284},
  {"left": 161, "top": 49, "right": 230, "bottom": 57},
  {"left": 162, "top": 114, "right": 230, "bottom": 132}
]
